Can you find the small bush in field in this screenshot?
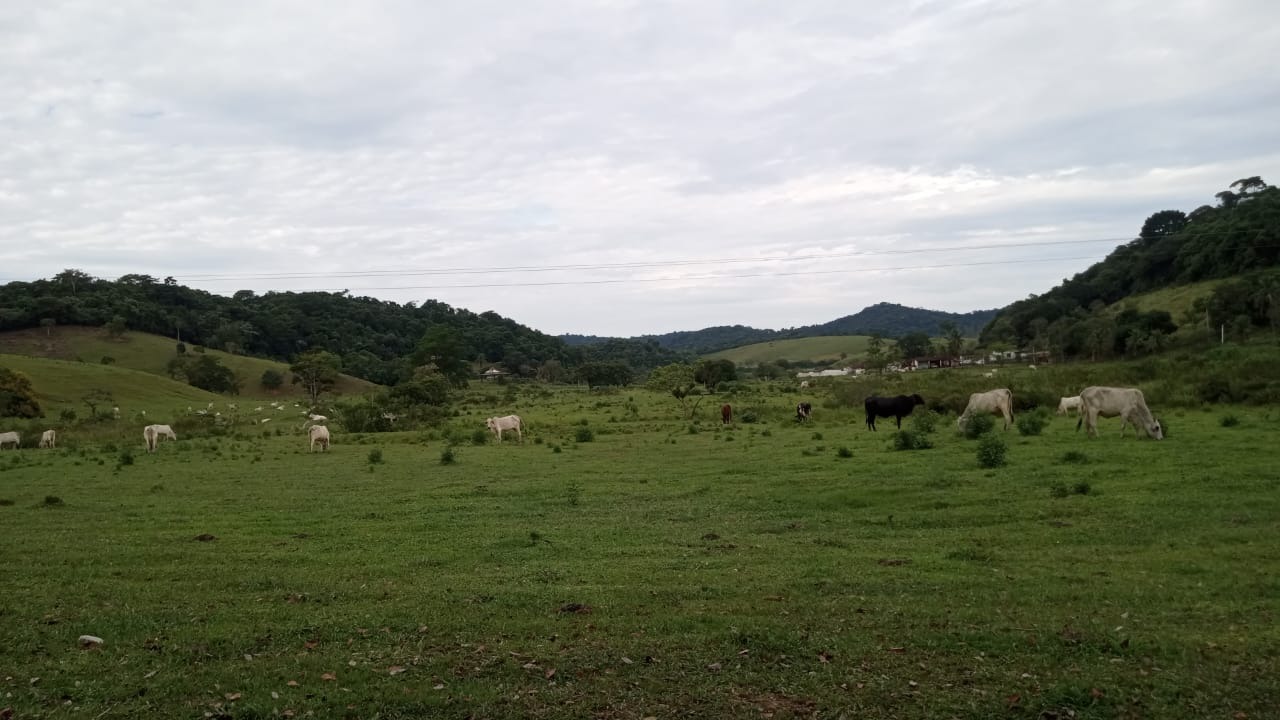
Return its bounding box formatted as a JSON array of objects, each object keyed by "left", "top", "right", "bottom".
[
  {"left": 1220, "top": 415, "right": 1240, "bottom": 428},
  {"left": 893, "top": 430, "right": 933, "bottom": 451},
  {"left": 911, "top": 411, "right": 938, "bottom": 434},
  {"left": 574, "top": 426, "right": 595, "bottom": 443},
  {"left": 1016, "top": 411, "right": 1049, "bottom": 436},
  {"left": 367, "top": 448, "right": 384, "bottom": 465},
  {"left": 962, "top": 413, "right": 995, "bottom": 439},
  {"left": 976, "top": 434, "right": 1007, "bottom": 468},
  {"left": 836, "top": 446, "right": 853, "bottom": 458},
  {"left": 440, "top": 446, "right": 457, "bottom": 465}
]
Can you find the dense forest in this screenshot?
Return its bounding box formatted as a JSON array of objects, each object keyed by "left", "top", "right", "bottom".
[
  {"left": 563, "top": 303, "right": 996, "bottom": 354},
  {"left": 0, "top": 276, "right": 579, "bottom": 384},
  {"left": 981, "top": 177, "right": 1280, "bottom": 359}
]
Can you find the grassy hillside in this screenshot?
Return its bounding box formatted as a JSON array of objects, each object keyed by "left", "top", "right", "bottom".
[
  {"left": 705, "top": 335, "right": 880, "bottom": 364},
  {"left": 0, "top": 326, "right": 376, "bottom": 398},
  {"left": 0, "top": 353, "right": 223, "bottom": 416},
  {"left": 1109, "top": 278, "right": 1222, "bottom": 322}
]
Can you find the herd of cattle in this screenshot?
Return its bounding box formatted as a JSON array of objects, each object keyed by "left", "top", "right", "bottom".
[{"left": 0, "top": 384, "right": 1164, "bottom": 454}]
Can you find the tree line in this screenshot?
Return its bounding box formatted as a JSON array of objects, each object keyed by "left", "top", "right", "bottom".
[{"left": 981, "top": 177, "right": 1280, "bottom": 358}]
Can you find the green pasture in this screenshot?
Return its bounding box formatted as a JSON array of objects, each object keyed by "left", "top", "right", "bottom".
[
  {"left": 1, "top": 353, "right": 224, "bottom": 416},
  {"left": 0, "top": 326, "right": 376, "bottom": 399},
  {"left": 2, "top": 383, "right": 1277, "bottom": 719},
  {"left": 706, "top": 335, "right": 881, "bottom": 365}
]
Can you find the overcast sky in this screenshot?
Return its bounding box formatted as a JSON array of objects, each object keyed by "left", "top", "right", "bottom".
[{"left": 2, "top": 1, "right": 1278, "bottom": 337}]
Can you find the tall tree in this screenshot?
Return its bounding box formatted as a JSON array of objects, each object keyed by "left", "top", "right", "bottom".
[
  {"left": 0, "top": 367, "right": 42, "bottom": 418},
  {"left": 897, "top": 331, "right": 931, "bottom": 359},
  {"left": 290, "top": 350, "right": 342, "bottom": 405},
  {"left": 940, "top": 321, "right": 963, "bottom": 360},
  {"left": 645, "top": 362, "right": 700, "bottom": 417},
  {"left": 412, "top": 326, "right": 472, "bottom": 387}
]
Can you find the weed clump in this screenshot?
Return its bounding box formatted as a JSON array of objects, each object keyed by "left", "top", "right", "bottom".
[
  {"left": 893, "top": 430, "right": 933, "bottom": 451},
  {"left": 574, "top": 426, "right": 595, "bottom": 443},
  {"left": 118, "top": 449, "right": 134, "bottom": 467},
  {"left": 1049, "top": 482, "right": 1070, "bottom": 498},
  {"left": 1016, "top": 410, "right": 1049, "bottom": 436},
  {"left": 42, "top": 495, "right": 65, "bottom": 507},
  {"left": 1072, "top": 481, "right": 1092, "bottom": 495},
  {"left": 911, "top": 411, "right": 939, "bottom": 435},
  {"left": 367, "top": 448, "right": 384, "bottom": 465},
  {"left": 1220, "top": 415, "right": 1241, "bottom": 428},
  {"left": 962, "top": 413, "right": 995, "bottom": 439},
  {"left": 440, "top": 446, "right": 457, "bottom": 465},
  {"left": 976, "top": 434, "right": 1007, "bottom": 468},
  {"left": 1059, "top": 450, "right": 1089, "bottom": 465},
  {"left": 471, "top": 429, "right": 489, "bottom": 445},
  {"left": 836, "top": 446, "right": 853, "bottom": 458}
]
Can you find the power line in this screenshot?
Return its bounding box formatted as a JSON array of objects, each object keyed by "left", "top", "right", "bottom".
[
  {"left": 175, "top": 236, "right": 1126, "bottom": 282},
  {"left": 233, "top": 255, "right": 1102, "bottom": 293}
]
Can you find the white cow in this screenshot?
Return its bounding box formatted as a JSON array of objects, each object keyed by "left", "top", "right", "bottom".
[
  {"left": 0, "top": 431, "right": 20, "bottom": 450},
  {"left": 799, "top": 381, "right": 810, "bottom": 389},
  {"left": 143, "top": 424, "right": 177, "bottom": 453},
  {"left": 1056, "top": 396, "right": 1083, "bottom": 416},
  {"left": 309, "top": 424, "right": 331, "bottom": 452},
  {"left": 39, "top": 429, "right": 57, "bottom": 449},
  {"left": 1077, "top": 386, "right": 1163, "bottom": 440},
  {"left": 957, "top": 388, "right": 1014, "bottom": 431},
  {"left": 485, "top": 414, "right": 523, "bottom": 443}
]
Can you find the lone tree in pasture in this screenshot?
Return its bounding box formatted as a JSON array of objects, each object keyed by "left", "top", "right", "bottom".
[
  {"left": 291, "top": 350, "right": 342, "bottom": 405},
  {"left": 0, "top": 367, "right": 43, "bottom": 418},
  {"left": 81, "top": 388, "right": 114, "bottom": 418},
  {"left": 866, "top": 334, "right": 886, "bottom": 373},
  {"left": 104, "top": 315, "right": 127, "bottom": 339},
  {"left": 261, "top": 368, "right": 284, "bottom": 391},
  {"left": 646, "top": 362, "right": 701, "bottom": 418},
  {"left": 940, "top": 320, "right": 964, "bottom": 361},
  {"left": 694, "top": 358, "right": 736, "bottom": 392}
]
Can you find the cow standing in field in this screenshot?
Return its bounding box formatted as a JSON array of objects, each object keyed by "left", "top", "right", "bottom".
[
  {"left": 0, "top": 431, "right": 19, "bottom": 450},
  {"left": 309, "top": 424, "right": 331, "bottom": 452},
  {"left": 143, "top": 424, "right": 177, "bottom": 453},
  {"left": 864, "top": 394, "right": 925, "bottom": 431},
  {"left": 958, "top": 389, "right": 1014, "bottom": 431},
  {"left": 795, "top": 402, "right": 812, "bottom": 421},
  {"left": 486, "top": 414, "right": 524, "bottom": 443},
  {"left": 1057, "top": 396, "right": 1082, "bottom": 416},
  {"left": 1077, "top": 386, "right": 1163, "bottom": 440},
  {"left": 39, "top": 429, "right": 57, "bottom": 448},
  {"left": 721, "top": 404, "right": 732, "bottom": 424}
]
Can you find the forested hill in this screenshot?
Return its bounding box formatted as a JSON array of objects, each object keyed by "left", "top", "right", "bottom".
[
  {"left": 561, "top": 304, "right": 996, "bottom": 355},
  {"left": 0, "top": 274, "right": 572, "bottom": 384},
  {"left": 981, "top": 176, "right": 1280, "bottom": 352}
]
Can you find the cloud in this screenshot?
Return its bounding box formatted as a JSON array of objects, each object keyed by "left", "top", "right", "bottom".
[{"left": 1, "top": 0, "right": 1278, "bottom": 336}]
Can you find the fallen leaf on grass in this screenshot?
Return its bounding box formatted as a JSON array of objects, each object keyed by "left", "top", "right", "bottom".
[
  {"left": 620, "top": 657, "right": 634, "bottom": 665},
  {"left": 388, "top": 666, "right": 406, "bottom": 676},
  {"left": 433, "top": 683, "right": 445, "bottom": 690},
  {"left": 224, "top": 693, "right": 241, "bottom": 701},
  {"left": 303, "top": 640, "right": 318, "bottom": 650},
  {"left": 818, "top": 652, "right": 832, "bottom": 664},
  {"left": 545, "top": 668, "right": 556, "bottom": 679},
  {"left": 286, "top": 680, "right": 299, "bottom": 687},
  {"left": 1006, "top": 694, "right": 1021, "bottom": 709},
  {"left": 707, "top": 663, "right": 722, "bottom": 672},
  {"left": 321, "top": 673, "right": 336, "bottom": 681},
  {"left": 1091, "top": 688, "right": 1104, "bottom": 699},
  {"left": 887, "top": 647, "right": 906, "bottom": 654}
]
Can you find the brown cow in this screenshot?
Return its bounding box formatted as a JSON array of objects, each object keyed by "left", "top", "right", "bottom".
[{"left": 720, "top": 404, "right": 732, "bottom": 424}]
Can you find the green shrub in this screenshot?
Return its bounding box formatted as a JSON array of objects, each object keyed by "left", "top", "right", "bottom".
[
  {"left": 439, "top": 446, "right": 457, "bottom": 465},
  {"left": 1049, "top": 482, "right": 1069, "bottom": 498},
  {"left": 1059, "top": 450, "right": 1089, "bottom": 465},
  {"left": 836, "top": 446, "right": 853, "bottom": 458},
  {"left": 740, "top": 410, "right": 759, "bottom": 423},
  {"left": 811, "top": 432, "right": 823, "bottom": 441},
  {"left": 1072, "top": 481, "right": 1092, "bottom": 495},
  {"left": 911, "top": 411, "right": 938, "bottom": 434},
  {"left": 471, "top": 429, "right": 490, "bottom": 445},
  {"left": 976, "top": 434, "right": 1007, "bottom": 468},
  {"left": 118, "top": 449, "right": 134, "bottom": 466},
  {"left": 42, "top": 495, "right": 65, "bottom": 507},
  {"left": 893, "top": 430, "right": 933, "bottom": 451},
  {"left": 1220, "top": 415, "right": 1240, "bottom": 428},
  {"left": 1016, "top": 410, "right": 1049, "bottom": 436},
  {"left": 574, "top": 426, "right": 595, "bottom": 443},
  {"left": 962, "top": 413, "right": 996, "bottom": 439},
  {"left": 367, "top": 448, "right": 384, "bottom": 465}
]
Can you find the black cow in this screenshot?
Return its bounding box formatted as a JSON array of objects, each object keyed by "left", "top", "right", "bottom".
[
  {"left": 864, "top": 394, "right": 925, "bottom": 431},
  {"left": 796, "top": 402, "right": 812, "bottom": 421}
]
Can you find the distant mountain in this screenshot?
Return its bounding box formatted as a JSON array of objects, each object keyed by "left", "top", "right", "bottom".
[{"left": 560, "top": 303, "right": 997, "bottom": 355}]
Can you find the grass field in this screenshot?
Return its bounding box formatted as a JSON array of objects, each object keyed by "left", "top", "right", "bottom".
[
  {"left": 2, "top": 383, "right": 1277, "bottom": 719},
  {"left": 0, "top": 353, "right": 225, "bottom": 417},
  {"left": 0, "top": 326, "right": 377, "bottom": 399},
  {"left": 1108, "top": 279, "right": 1221, "bottom": 324},
  {"left": 705, "top": 335, "right": 881, "bottom": 364}
]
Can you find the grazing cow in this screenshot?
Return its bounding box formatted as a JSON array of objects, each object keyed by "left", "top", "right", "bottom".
[
  {"left": 721, "top": 404, "right": 732, "bottom": 424},
  {"left": 485, "top": 414, "right": 524, "bottom": 443},
  {"left": 957, "top": 388, "right": 1014, "bottom": 431},
  {"left": 1057, "top": 396, "right": 1083, "bottom": 416},
  {"left": 1077, "top": 386, "right": 1163, "bottom": 440},
  {"left": 795, "top": 402, "right": 812, "bottom": 421},
  {"left": 0, "top": 431, "right": 19, "bottom": 450},
  {"left": 864, "top": 394, "right": 925, "bottom": 431},
  {"left": 39, "top": 429, "right": 57, "bottom": 449},
  {"left": 309, "top": 424, "right": 331, "bottom": 452},
  {"left": 799, "top": 381, "right": 810, "bottom": 389},
  {"left": 143, "top": 424, "right": 177, "bottom": 453}
]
